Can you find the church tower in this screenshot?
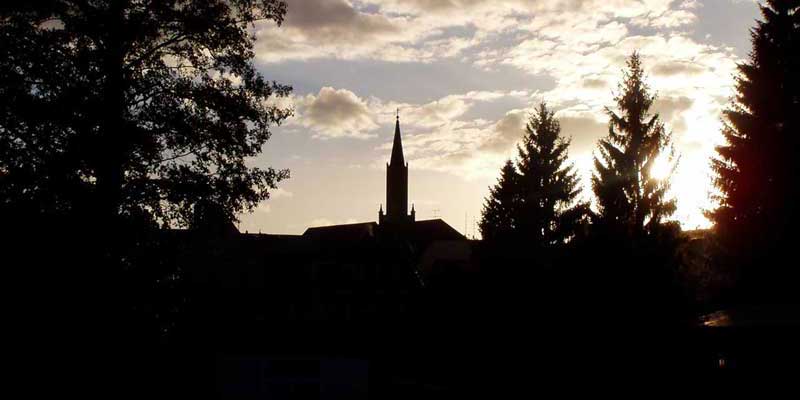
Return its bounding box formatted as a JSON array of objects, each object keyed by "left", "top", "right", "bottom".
[{"left": 379, "top": 113, "right": 415, "bottom": 225}]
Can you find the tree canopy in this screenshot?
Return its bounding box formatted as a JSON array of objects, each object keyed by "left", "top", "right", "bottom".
[
  {"left": 480, "top": 103, "right": 587, "bottom": 246},
  {"left": 516, "top": 103, "right": 587, "bottom": 246},
  {"left": 479, "top": 159, "right": 519, "bottom": 241},
  {"left": 0, "top": 0, "right": 292, "bottom": 227},
  {"left": 592, "top": 52, "right": 677, "bottom": 241},
  {"left": 708, "top": 1, "right": 800, "bottom": 300}
]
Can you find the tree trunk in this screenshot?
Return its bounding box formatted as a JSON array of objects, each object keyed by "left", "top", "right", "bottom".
[{"left": 96, "top": 1, "right": 128, "bottom": 226}]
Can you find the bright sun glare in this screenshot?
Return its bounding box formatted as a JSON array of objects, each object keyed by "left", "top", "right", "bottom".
[{"left": 650, "top": 154, "right": 672, "bottom": 181}]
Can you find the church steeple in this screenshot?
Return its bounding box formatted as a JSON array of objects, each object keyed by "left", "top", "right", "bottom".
[
  {"left": 390, "top": 111, "right": 405, "bottom": 167},
  {"left": 380, "top": 110, "right": 414, "bottom": 225}
]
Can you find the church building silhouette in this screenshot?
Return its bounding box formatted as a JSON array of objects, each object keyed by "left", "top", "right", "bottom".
[
  {"left": 303, "top": 114, "right": 463, "bottom": 243},
  {"left": 379, "top": 113, "right": 415, "bottom": 226}
]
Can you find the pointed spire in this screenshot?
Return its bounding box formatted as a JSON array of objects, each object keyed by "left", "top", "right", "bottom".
[{"left": 390, "top": 110, "right": 405, "bottom": 166}]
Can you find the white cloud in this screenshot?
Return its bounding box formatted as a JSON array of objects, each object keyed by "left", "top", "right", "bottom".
[
  {"left": 270, "top": 187, "right": 294, "bottom": 199},
  {"left": 254, "top": 0, "right": 482, "bottom": 63},
  {"left": 254, "top": 0, "right": 749, "bottom": 229},
  {"left": 557, "top": 108, "right": 608, "bottom": 154},
  {"left": 376, "top": 112, "right": 523, "bottom": 179},
  {"left": 283, "top": 0, "right": 399, "bottom": 43},
  {"left": 342, "top": 90, "right": 539, "bottom": 179},
  {"left": 479, "top": 109, "right": 528, "bottom": 153},
  {"left": 254, "top": 0, "right": 698, "bottom": 64},
  {"left": 293, "top": 87, "right": 379, "bottom": 139},
  {"left": 392, "top": 91, "right": 516, "bottom": 128},
  {"left": 653, "top": 95, "right": 694, "bottom": 134},
  {"left": 287, "top": 88, "right": 528, "bottom": 143}
]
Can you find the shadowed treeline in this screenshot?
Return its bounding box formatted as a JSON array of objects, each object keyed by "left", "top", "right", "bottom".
[{"left": 2, "top": 0, "right": 800, "bottom": 397}]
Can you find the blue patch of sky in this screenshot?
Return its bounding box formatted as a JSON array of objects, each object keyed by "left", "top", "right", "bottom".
[
  {"left": 352, "top": 1, "right": 381, "bottom": 14},
  {"left": 591, "top": 1, "right": 758, "bottom": 60},
  {"left": 690, "top": 0, "right": 760, "bottom": 57},
  {"left": 424, "top": 25, "right": 479, "bottom": 41},
  {"left": 622, "top": 17, "right": 661, "bottom": 38},
  {"left": 257, "top": 58, "right": 554, "bottom": 103},
  {"left": 256, "top": 123, "right": 387, "bottom": 173},
  {"left": 468, "top": 96, "right": 529, "bottom": 121}
]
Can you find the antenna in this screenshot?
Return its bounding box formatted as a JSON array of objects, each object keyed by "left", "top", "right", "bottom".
[{"left": 472, "top": 216, "right": 476, "bottom": 240}]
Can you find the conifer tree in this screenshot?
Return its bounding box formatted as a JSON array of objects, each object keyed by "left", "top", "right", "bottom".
[
  {"left": 516, "top": 103, "right": 588, "bottom": 246},
  {"left": 479, "top": 160, "right": 520, "bottom": 241},
  {"left": 709, "top": 1, "right": 800, "bottom": 299},
  {"left": 592, "top": 52, "right": 677, "bottom": 241}
]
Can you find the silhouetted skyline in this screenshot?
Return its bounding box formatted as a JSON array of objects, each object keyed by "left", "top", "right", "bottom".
[
  {"left": 241, "top": 0, "right": 761, "bottom": 236},
  {"left": 4, "top": 3, "right": 799, "bottom": 395}
]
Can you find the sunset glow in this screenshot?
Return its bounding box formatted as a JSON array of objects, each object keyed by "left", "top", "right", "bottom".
[
  {"left": 238, "top": 0, "right": 761, "bottom": 235},
  {"left": 5, "top": 1, "right": 798, "bottom": 386}
]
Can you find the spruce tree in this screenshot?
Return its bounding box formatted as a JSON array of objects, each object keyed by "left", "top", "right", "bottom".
[
  {"left": 592, "top": 52, "right": 677, "bottom": 241},
  {"left": 516, "top": 103, "right": 588, "bottom": 246},
  {"left": 709, "top": 1, "right": 800, "bottom": 300},
  {"left": 589, "top": 53, "right": 686, "bottom": 322},
  {"left": 479, "top": 160, "right": 520, "bottom": 241}
]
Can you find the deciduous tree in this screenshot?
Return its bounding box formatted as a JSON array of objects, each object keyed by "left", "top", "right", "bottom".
[{"left": 0, "top": 1, "right": 292, "bottom": 227}]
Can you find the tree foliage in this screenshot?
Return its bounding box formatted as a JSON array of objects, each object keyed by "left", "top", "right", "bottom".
[
  {"left": 0, "top": 0, "right": 292, "bottom": 226},
  {"left": 480, "top": 103, "right": 587, "bottom": 245},
  {"left": 708, "top": 1, "right": 800, "bottom": 299},
  {"left": 516, "top": 103, "right": 588, "bottom": 246},
  {"left": 479, "top": 159, "right": 519, "bottom": 241},
  {"left": 592, "top": 52, "right": 677, "bottom": 241}
]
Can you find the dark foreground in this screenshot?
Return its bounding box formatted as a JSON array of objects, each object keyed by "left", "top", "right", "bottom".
[
  {"left": 26, "top": 306, "right": 797, "bottom": 398},
  {"left": 9, "top": 223, "right": 800, "bottom": 397}
]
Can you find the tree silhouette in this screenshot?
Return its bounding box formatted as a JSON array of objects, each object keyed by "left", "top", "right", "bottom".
[
  {"left": 708, "top": 1, "right": 800, "bottom": 301},
  {"left": 592, "top": 52, "right": 677, "bottom": 241},
  {"left": 480, "top": 103, "right": 587, "bottom": 245},
  {"left": 586, "top": 54, "right": 688, "bottom": 323},
  {"left": 516, "top": 103, "right": 588, "bottom": 246},
  {"left": 0, "top": 4, "right": 294, "bottom": 388},
  {"left": 0, "top": 1, "right": 291, "bottom": 227},
  {"left": 479, "top": 160, "right": 520, "bottom": 241}
]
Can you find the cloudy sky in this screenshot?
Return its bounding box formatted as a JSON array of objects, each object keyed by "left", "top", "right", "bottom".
[{"left": 238, "top": 0, "right": 761, "bottom": 236}]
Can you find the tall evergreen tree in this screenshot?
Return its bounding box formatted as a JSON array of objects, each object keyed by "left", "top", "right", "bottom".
[
  {"left": 516, "top": 103, "right": 588, "bottom": 246},
  {"left": 592, "top": 52, "right": 677, "bottom": 241},
  {"left": 479, "top": 159, "right": 520, "bottom": 241},
  {"left": 587, "top": 54, "right": 688, "bottom": 323},
  {"left": 480, "top": 103, "right": 588, "bottom": 245},
  {"left": 709, "top": 1, "right": 800, "bottom": 300}
]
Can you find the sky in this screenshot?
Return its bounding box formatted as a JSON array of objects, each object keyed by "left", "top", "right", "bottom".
[{"left": 237, "top": 0, "right": 761, "bottom": 236}]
